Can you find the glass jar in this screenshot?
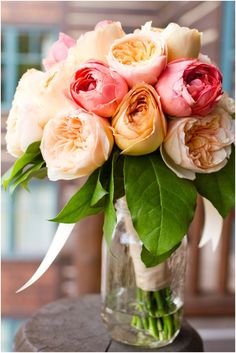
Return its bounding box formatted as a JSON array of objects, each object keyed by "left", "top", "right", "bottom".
[{"left": 101, "top": 197, "right": 187, "bottom": 348}]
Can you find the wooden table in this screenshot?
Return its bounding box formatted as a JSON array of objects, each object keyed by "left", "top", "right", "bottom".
[{"left": 14, "top": 294, "right": 204, "bottom": 352}]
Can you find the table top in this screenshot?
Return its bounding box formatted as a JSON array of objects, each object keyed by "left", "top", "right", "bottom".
[{"left": 14, "top": 294, "right": 204, "bottom": 352}]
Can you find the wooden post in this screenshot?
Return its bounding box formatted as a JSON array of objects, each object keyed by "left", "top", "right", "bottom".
[
  {"left": 75, "top": 213, "right": 104, "bottom": 295},
  {"left": 217, "top": 210, "right": 234, "bottom": 294}
]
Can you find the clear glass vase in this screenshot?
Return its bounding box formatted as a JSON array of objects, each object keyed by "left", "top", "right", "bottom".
[{"left": 101, "top": 197, "right": 187, "bottom": 348}]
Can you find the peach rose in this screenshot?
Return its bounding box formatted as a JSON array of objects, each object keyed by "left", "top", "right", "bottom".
[
  {"left": 42, "top": 32, "right": 76, "bottom": 71},
  {"left": 6, "top": 69, "right": 46, "bottom": 157},
  {"left": 40, "top": 109, "right": 114, "bottom": 181},
  {"left": 161, "top": 108, "right": 234, "bottom": 180},
  {"left": 107, "top": 29, "right": 167, "bottom": 87},
  {"left": 112, "top": 83, "right": 167, "bottom": 155}
]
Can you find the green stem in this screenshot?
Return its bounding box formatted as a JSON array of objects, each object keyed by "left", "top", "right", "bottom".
[
  {"left": 148, "top": 317, "right": 159, "bottom": 339},
  {"left": 142, "top": 317, "right": 149, "bottom": 330},
  {"left": 131, "top": 315, "right": 137, "bottom": 327},
  {"left": 136, "top": 316, "right": 143, "bottom": 330},
  {"left": 154, "top": 291, "right": 165, "bottom": 315},
  {"left": 157, "top": 318, "right": 165, "bottom": 340},
  {"left": 131, "top": 287, "right": 181, "bottom": 342},
  {"left": 165, "top": 315, "right": 174, "bottom": 339}
]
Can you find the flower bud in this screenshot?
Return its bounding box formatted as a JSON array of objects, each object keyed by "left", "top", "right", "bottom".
[{"left": 161, "top": 23, "right": 201, "bottom": 62}]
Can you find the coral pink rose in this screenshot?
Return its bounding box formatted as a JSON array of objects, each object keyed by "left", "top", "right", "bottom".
[
  {"left": 161, "top": 107, "right": 234, "bottom": 180},
  {"left": 70, "top": 60, "right": 128, "bottom": 118},
  {"left": 43, "top": 33, "right": 76, "bottom": 71},
  {"left": 40, "top": 109, "right": 114, "bottom": 181},
  {"left": 156, "top": 59, "right": 223, "bottom": 117}
]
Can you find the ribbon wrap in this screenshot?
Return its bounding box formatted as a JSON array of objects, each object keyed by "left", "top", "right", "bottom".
[
  {"left": 199, "top": 197, "right": 223, "bottom": 251},
  {"left": 16, "top": 223, "right": 75, "bottom": 293},
  {"left": 16, "top": 197, "right": 223, "bottom": 293}
]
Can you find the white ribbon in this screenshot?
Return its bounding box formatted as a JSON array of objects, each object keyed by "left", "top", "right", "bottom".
[
  {"left": 199, "top": 197, "right": 223, "bottom": 251},
  {"left": 16, "top": 197, "right": 223, "bottom": 292},
  {"left": 16, "top": 223, "right": 75, "bottom": 293}
]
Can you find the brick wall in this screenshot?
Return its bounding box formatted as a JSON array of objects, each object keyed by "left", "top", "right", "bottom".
[{"left": 2, "top": 260, "right": 61, "bottom": 317}]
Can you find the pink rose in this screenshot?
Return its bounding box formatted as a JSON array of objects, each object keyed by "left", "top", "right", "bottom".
[
  {"left": 155, "top": 59, "right": 223, "bottom": 117},
  {"left": 70, "top": 60, "right": 129, "bottom": 118},
  {"left": 43, "top": 33, "right": 76, "bottom": 71},
  {"left": 95, "top": 20, "right": 113, "bottom": 30}
]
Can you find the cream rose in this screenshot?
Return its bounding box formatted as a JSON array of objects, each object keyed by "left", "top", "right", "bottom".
[
  {"left": 40, "top": 109, "right": 114, "bottom": 181},
  {"left": 216, "top": 92, "right": 235, "bottom": 115},
  {"left": 38, "top": 64, "right": 77, "bottom": 127},
  {"left": 64, "top": 21, "right": 125, "bottom": 74},
  {"left": 161, "top": 23, "right": 201, "bottom": 62},
  {"left": 6, "top": 67, "right": 77, "bottom": 158},
  {"left": 107, "top": 30, "right": 167, "bottom": 87},
  {"left": 6, "top": 69, "right": 46, "bottom": 157},
  {"left": 161, "top": 108, "right": 234, "bottom": 180},
  {"left": 112, "top": 83, "right": 167, "bottom": 155}
]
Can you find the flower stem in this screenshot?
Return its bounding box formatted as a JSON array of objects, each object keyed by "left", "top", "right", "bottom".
[{"left": 132, "top": 286, "right": 180, "bottom": 342}]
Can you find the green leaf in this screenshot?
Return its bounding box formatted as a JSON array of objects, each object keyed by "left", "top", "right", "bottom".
[
  {"left": 21, "top": 167, "right": 48, "bottom": 191},
  {"left": 50, "top": 170, "right": 103, "bottom": 223},
  {"left": 90, "top": 168, "right": 108, "bottom": 206},
  {"left": 2, "top": 141, "right": 42, "bottom": 190},
  {"left": 194, "top": 147, "right": 235, "bottom": 218},
  {"left": 124, "top": 152, "right": 197, "bottom": 257},
  {"left": 141, "top": 243, "right": 181, "bottom": 267},
  {"left": 113, "top": 154, "right": 125, "bottom": 201},
  {"left": 9, "top": 160, "right": 45, "bottom": 194},
  {"left": 103, "top": 151, "right": 120, "bottom": 245}
]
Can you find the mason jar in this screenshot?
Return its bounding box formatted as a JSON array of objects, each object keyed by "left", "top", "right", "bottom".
[{"left": 101, "top": 197, "right": 187, "bottom": 348}]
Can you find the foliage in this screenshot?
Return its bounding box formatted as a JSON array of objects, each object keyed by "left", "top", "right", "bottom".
[
  {"left": 2, "top": 142, "right": 47, "bottom": 193},
  {"left": 3, "top": 143, "right": 234, "bottom": 267}
]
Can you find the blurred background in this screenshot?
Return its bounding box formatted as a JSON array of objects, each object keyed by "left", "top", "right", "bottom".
[{"left": 1, "top": 1, "right": 235, "bottom": 352}]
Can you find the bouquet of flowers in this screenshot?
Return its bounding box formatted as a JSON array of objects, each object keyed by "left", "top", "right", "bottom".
[{"left": 3, "top": 20, "right": 235, "bottom": 347}]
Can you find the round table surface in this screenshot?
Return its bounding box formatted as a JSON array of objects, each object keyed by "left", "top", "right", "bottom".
[{"left": 14, "top": 294, "right": 204, "bottom": 352}]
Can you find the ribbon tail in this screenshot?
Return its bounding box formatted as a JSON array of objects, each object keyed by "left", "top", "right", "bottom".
[
  {"left": 199, "top": 197, "right": 223, "bottom": 251},
  {"left": 16, "top": 223, "right": 75, "bottom": 293}
]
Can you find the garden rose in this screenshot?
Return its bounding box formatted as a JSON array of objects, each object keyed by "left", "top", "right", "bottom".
[
  {"left": 107, "top": 30, "right": 167, "bottom": 87},
  {"left": 43, "top": 32, "right": 76, "bottom": 71},
  {"left": 38, "top": 64, "right": 78, "bottom": 127},
  {"left": 156, "top": 59, "right": 223, "bottom": 117},
  {"left": 198, "top": 53, "right": 212, "bottom": 64},
  {"left": 40, "top": 109, "right": 114, "bottom": 181},
  {"left": 161, "top": 23, "right": 201, "bottom": 62},
  {"left": 95, "top": 20, "right": 113, "bottom": 30},
  {"left": 70, "top": 60, "right": 128, "bottom": 118},
  {"left": 65, "top": 21, "right": 125, "bottom": 72},
  {"left": 216, "top": 92, "right": 235, "bottom": 115},
  {"left": 6, "top": 69, "right": 46, "bottom": 157},
  {"left": 161, "top": 108, "right": 234, "bottom": 180},
  {"left": 112, "top": 83, "right": 167, "bottom": 155}
]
